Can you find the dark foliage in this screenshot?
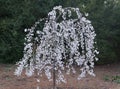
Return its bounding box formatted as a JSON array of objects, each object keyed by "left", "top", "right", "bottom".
[{"left": 0, "top": 0, "right": 120, "bottom": 64}]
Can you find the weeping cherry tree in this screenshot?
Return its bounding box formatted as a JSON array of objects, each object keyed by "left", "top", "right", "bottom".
[{"left": 15, "top": 6, "right": 99, "bottom": 89}]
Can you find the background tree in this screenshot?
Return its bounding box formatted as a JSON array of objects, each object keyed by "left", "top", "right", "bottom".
[{"left": 0, "top": 0, "right": 120, "bottom": 64}]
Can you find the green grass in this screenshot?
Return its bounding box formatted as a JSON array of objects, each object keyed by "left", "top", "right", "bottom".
[{"left": 103, "top": 75, "right": 120, "bottom": 84}]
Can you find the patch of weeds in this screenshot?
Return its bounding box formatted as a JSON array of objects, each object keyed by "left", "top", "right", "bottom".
[
  {"left": 103, "top": 75, "right": 111, "bottom": 81},
  {"left": 112, "top": 75, "right": 120, "bottom": 84},
  {"left": 103, "top": 75, "right": 120, "bottom": 84}
]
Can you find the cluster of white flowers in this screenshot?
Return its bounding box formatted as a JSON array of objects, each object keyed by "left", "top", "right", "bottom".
[{"left": 15, "top": 6, "right": 99, "bottom": 84}]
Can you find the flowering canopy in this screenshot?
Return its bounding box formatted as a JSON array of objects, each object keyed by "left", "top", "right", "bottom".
[{"left": 15, "top": 6, "right": 99, "bottom": 84}]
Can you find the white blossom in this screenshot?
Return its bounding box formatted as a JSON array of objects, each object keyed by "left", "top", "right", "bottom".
[
  {"left": 85, "top": 13, "right": 89, "bottom": 17},
  {"left": 37, "top": 79, "right": 40, "bottom": 83},
  {"left": 24, "top": 28, "right": 27, "bottom": 32}
]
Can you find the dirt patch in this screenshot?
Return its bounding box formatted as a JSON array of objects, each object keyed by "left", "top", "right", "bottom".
[{"left": 0, "top": 63, "right": 120, "bottom": 89}]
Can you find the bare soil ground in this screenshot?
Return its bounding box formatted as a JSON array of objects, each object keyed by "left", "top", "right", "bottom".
[{"left": 0, "top": 63, "right": 120, "bottom": 89}]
